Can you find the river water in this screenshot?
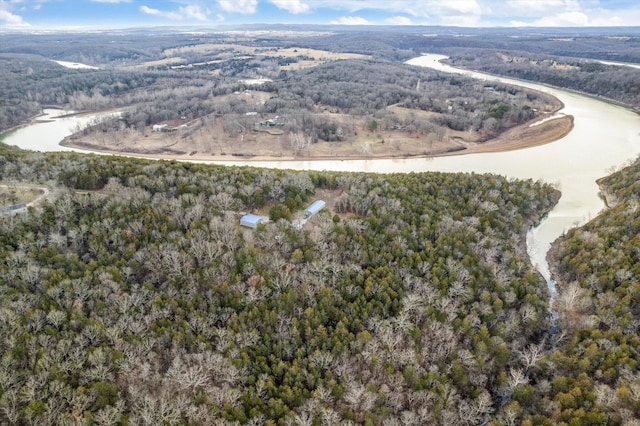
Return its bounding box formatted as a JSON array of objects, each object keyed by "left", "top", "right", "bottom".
[
  {"left": 0, "top": 110, "right": 107, "bottom": 153},
  {"left": 2, "top": 54, "right": 640, "bottom": 299}
]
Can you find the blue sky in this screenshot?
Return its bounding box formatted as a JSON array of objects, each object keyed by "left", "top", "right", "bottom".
[{"left": 1, "top": 0, "right": 639, "bottom": 29}]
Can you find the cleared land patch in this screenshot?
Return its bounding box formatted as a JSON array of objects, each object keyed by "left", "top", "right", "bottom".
[
  {"left": 152, "top": 44, "right": 369, "bottom": 71},
  {"left": 0, "top": 184, "right": 43, "bottom": 207}
]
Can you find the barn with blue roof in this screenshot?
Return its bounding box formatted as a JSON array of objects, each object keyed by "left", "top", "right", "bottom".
[
  {"left": 304, "top": 200, "right": 326, "bottom": 218},
  {"left": 240, "top": 214, "right": 265, "bottom": 229}
]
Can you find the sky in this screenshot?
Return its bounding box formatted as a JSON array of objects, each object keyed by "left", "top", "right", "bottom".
[{"left": 1, "top": 0, "right": 639, "bottom": 30}]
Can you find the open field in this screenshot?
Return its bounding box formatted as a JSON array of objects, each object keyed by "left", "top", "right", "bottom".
[
  {"left": 163, "top": 43, "right": 368, "bottom": 60},
  {"left": 138, "top": 44, "right": 370, "bottom": 71}
]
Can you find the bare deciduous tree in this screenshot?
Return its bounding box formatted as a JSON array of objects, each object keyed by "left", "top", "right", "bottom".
[{"left": 289, "top": 131, "right": 312, "bottom": 156}]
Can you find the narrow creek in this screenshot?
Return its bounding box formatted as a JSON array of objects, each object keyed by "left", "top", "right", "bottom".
[{"left": 3, "top": 54, "right": 640, "bottom": 308}]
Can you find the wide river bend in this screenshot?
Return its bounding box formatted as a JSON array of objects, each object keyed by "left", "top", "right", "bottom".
[{"left": 3, "top": 54, "right": 640, "bottom": 301}]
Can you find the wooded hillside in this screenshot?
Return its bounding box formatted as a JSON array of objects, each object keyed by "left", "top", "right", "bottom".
[
  {"left": 538, "top": 158, "right": 640, "bottom": 425},
  {"left": 0, "top": 144, "right": 560, "bottom": 424},
  {"left": 446, "top": 50, "right": 640, "bottom": 108}
]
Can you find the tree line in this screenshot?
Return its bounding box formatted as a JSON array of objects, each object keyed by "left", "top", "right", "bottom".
[
  {"left": 445, "top": 49, "right": 640, "bottom": 108},
  {"left": 0, "top": 53, "right": 158, "bottom": 131}
]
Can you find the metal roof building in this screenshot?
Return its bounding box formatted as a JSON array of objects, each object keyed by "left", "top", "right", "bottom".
[
  {"left": 304, "top": 200, "right": 326, "bottom": 218},
  {"left": 240, "top": 214, "right": 265, "bottom": 229}
]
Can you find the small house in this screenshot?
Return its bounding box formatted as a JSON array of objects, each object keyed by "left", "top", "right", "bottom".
[
  {"left": 153, "top": 124, "right": 169, "bottom": 132},
  {"left": 240, "top": 214, "right": 265, "bottom": 229},
  {"left": 304, "top": 200, "right": 326, "bottom": 218}
]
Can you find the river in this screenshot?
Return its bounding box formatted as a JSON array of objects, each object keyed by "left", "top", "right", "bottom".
[
  {"left": 0, "top": 109, "right": 111, "bottom": 153},
  {"left": 2, "top": 54, "right": 640, "bottom": 300}
]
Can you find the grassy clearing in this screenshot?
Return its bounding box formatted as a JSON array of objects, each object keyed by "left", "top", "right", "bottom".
[
  {"left": 156, "top": 44, "right": 369, "bottom": 71},
  {"left": 0, "top": 185, "right": 43, "bottom": 207},
  {"left": 163, "top": 43, "right": 368, "bottom": 60}
]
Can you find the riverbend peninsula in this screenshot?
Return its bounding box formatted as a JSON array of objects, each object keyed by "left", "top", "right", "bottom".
[
  {"left": 60, "top": 111, "right": 573, "bottom": 162},
  {"left": 57, "top": 52, "right": 572, "bottom": 163}
]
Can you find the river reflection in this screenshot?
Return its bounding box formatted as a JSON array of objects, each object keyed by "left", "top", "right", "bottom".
[{"left": 2, "top": 55, "right": 640, "bottom": 297}]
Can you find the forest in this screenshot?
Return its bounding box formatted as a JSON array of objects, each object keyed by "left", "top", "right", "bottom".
[
  {"left": 2, "top": 26, "right": 637, "bottom": 136},
  {"left": 78, "top": 56, "right": 549, "bottom": 155},
  {"left": 0, "top": 141, "right": 565, "bottom": 424},
  {"left": 444, "top": 50, "right": 640, "bottom": 108},
  {"left": 0, "top": 53, "right": 164, "bottom": 131},
  {"left": 1, "top": 140, "right": 637, "bottom": 425},
  {"left": 1, "top": 26, "right": 639, "bottom": 425},
  {"left": 539, "top": 158, "right": 640, "bottom": 425}
]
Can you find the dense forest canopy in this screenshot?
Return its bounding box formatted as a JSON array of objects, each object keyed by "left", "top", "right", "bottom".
[
  {"left": 540, "top": 158, "right": 640, "bottom": 425},
  {"left": 1, "top": 26, "right": 639, "bottom": 425},
  {"left": 0, "top": 142, "right": 562, "bottom": 424},
  {"left": 0, "top": 53, "right": 164, "bottom": 130},
  {"left": 0, "top": 32, "right": 183, "bottom": 65}
]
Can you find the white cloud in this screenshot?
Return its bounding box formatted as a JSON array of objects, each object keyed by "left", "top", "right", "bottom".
[
  {"left": 503, "top": 1, "right": 640, "bottom": 26},
  {"left": 499, "top": 0, "right": 585, "bottom": 21},
  {"left": 385, "top": 16, "right": 413, "bottom": 25},
  {"left": 589, "top": 14, "right": 623, "bottom": 26},
  {"left": 270, "top": 0, "right": 309, "bottom": 14},
  {"left": 140, "top": 5, "right": 169, "bottom": 17},
  {"left": 298, "top": 0, "right": 483, "bottom": 25},
  {"left": 0, "top": 8, "right": 29, "bottom": 26},
  {"left": 422, "top": 0, "right": 482, "bottom": 25},
  {"left": 303, "top": 0, "right": 478, "bottom": 15},
  {"left": 330, "top": 16, "right": 370, "bottom": 25},
  {"left": 504, "top": 0, "right": 569, "bottom": 13},
  {"left": 438, "top": 0, "right": 482, "bottom": 15},
  {"left": 531, "top": 11, "right": 590, "bottom": 26},
  {"left": 181, "top": 5, "right": 210, "bottom": 20},
  {"left": 442, "top": 14, "right": 482, "bottom": 27},
  {"left": 298, "top": 0, "right": 637, "bottom": 27},
  {"left": 91, "top": 0, "right": 132, "bottom": 3},
  {"left": 305, "top": 1, "right": 408, "bottom": 12},
  {"left": 377, "top": 0, "right": 483, "bottom": 24},
  {"left": 3, "top": 0, "right": 638, "bottom": 28},
  {"left": 140, "top": 4, "right": 209, "bottom": 21},
  {"left": 217, "top": 0, "right": 258, "bottom": 14},
  {"left": 586, "top": 7, "right": 640, "bottom": 26},
  {"left": 512, "top": 11, "right": 637, "bottom": 27}
]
